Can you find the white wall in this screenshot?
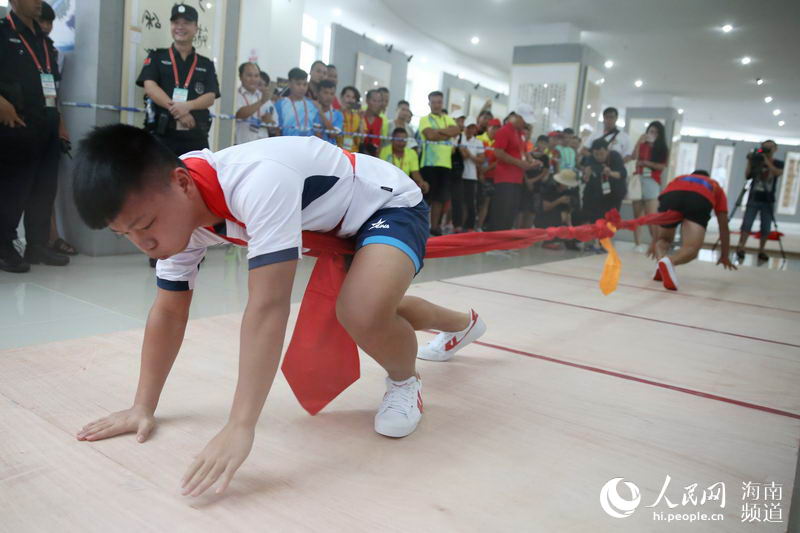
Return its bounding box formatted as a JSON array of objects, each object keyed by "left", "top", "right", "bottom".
[
  {"left": 303, "top": 0, "right": 510, "bottom": 96},
  {"left": 238, "top": 0, "right": 304, "bottom": 81}
]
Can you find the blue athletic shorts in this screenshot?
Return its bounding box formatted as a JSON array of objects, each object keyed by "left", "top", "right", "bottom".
[{"left": 354, "top": 201, "right": 430, "bottom": 274}]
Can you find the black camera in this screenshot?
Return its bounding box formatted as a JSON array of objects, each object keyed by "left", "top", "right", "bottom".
[{"left": 747, "top": 148, "right": 768, "bottom": 179}]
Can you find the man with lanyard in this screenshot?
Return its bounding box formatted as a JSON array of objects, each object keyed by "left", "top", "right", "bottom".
[
  {"left": 276, "top": 67, "right": 319, "bottom": 137},
  {"left": 361, "top": 89, "right": 383, "bottom": 153},
  {"left": 419, "top": 90, "right": 460, "bottom": 235},
  {"left": 234, "top": 62, "right": 273, "bottom": 145},
  {"left": 0, "top": 0, "right": 69, "bottom": 272},
  {"left": 583, "top": 106, "right": 632, "bottom": 161},
  {"left": 313, "top": 79, "right": 342, "bottom": 145},
  {"left": 338, "top": 85, "right": 363, "bottom": 153},
  {"left": 136, "top": 3, "right": 220, "bottom": 157},
  {"left": 379, "top": 128, "right": 429, "bottom": 193}
]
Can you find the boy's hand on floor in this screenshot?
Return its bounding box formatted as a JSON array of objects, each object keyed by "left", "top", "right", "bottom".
[
  {"left": 76, "top": 405, "right": 155, "bottom": 442},
  {"left": 181, "top": 422, "right": 255, "bottom": 497}
]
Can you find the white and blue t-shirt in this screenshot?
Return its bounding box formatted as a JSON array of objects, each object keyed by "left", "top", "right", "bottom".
[{"left": 156, "top": 136, "right": 422, "bottom": 290}]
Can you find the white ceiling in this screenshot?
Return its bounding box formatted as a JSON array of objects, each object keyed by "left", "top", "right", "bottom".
[{"left": 380, "top": 0, "right": 800, "bottom": 141}]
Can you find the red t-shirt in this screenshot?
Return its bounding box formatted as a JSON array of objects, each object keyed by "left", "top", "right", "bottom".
[
  {"left": 637, "top": 142, "right": 666, "bottom": 184},
  {"left": 332, "top": 96, "right": 342, "bottom": 110},
  {"left": 493, "top": 123, "right": 525, "bottom": 184},
  {"left": 363, "top": 114, "right": 382, "bottom": 147},
  {"left": 662, "top": 174, "right": 728, "bottom": 212}
]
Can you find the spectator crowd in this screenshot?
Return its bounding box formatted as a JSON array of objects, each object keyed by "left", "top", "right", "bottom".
[{"left": 11, "top": 0, "right": 779, "bottom": 275}]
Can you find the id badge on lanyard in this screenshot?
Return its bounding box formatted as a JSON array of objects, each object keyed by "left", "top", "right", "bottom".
[
  {"left": 172, "top": 88, "right": 189, "bottom": 102},
  {"left": 602, "top": 178, "right": 612, "bottom": 195},
  {"left": 41, "top": 73, "right": 56, "bottom": 107}
]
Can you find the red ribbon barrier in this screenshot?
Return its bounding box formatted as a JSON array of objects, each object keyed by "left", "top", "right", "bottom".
[{"left": 282, "top": 209, "right": 684, "bottom": 415}]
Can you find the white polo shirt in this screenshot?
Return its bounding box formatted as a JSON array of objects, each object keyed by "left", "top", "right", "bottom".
[
  {"left": 156, "top": 136, "right": 422, "bottom": 290},
  {"left": 234, "top": 86, "right": 276, "bottom": 145},
  {"left": 587, "top": 128, "right": 632, "bottom": 159}
]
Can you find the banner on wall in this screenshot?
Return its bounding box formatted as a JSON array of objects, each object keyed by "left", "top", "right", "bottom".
[
  {"left": 777, "top": 151, "right": 800, "bottom": 216},
  {"left": 673, "top": 141, "right": 698, "bottom": 180},
  {"left": 711, "top": 145, "right": 735, "bottom": 193},
  {"left": 49, "top": 0, "right": 76, "bottom": 51}
]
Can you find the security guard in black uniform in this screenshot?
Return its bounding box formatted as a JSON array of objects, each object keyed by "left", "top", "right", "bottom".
[
  {"left": 0, "top": 0, "right": 68, "bottom": 273},
  {"left": 136, "top": 3, "right": 220, "bottom": 157}
]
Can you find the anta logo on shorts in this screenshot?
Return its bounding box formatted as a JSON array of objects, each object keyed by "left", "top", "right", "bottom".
[{"left": 369, "top": 219, "right": 390, "bottom": 230}]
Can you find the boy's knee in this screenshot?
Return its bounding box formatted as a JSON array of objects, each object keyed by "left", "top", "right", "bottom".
[{"left": 336, "top": 298, "right": 381, "bottom": 338}]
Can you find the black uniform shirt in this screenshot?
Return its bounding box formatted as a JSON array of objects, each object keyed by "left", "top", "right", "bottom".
[
  {"left": 0, "top": 11, "right": 60, "bottom": 126},
  {"left": 135, "top": 44, "right": 220, "bottom": 132}
]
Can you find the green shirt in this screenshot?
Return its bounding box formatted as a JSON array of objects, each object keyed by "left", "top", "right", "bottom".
[
  {"left": 556, "top": 145, "right": 576, "bottom": 170},
  {"left": 379, "top": 145, "right": 420, "bottom": 177},
  {"left": 419, "top": 113, "right": 456, "bottom": 169}
]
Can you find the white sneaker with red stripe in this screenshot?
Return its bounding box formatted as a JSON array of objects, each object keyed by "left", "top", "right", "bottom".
[
  {"left": 657, "top": 257, "right": 679, "bottom": 291},
  {"left": 417, "top": 309, "right": 487, "bottom": 362},
  {"left": 374, "top": 376, "right": 423, "bottom": 438}
]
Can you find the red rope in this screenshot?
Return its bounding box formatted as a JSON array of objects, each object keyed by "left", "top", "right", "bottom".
[{"left": 300, "top": 209, "right": 684, "bottom": 258}]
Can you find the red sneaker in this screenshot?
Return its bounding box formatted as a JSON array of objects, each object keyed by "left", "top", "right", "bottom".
[
  {"left": 658, "top": 258, "right": 679, "bottom": 291},
  {"left": 653, "top": 267, "right": 662, "bottom": 281}
]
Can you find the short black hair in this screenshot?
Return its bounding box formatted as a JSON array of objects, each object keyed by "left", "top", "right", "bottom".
[
  {"left": 40, "top": 1, "right": 55, "bottom": 22},
  {"left": 537, "top": 135, "right": 549, "bottom": 143},
  {"left": 602, "top": 107, "right": 619, "bottom": 118},
  {"left": 259, "top": 71, "right": 270, "bottom": 84},
  {"left": 238, "top": 61, "right": 259, "bottom": 77},
  {"left": 397, "top": 100, "right": 410, "bottom": 107},
  {"left": 73, "top": 125, "right": 179, "bottom": 230},
  {"left": 691, "top": 169, "right": 710, "bottom": 177},
  {"left": 288, "top": 67, "right": 308, "bottom": 81},
  {"left": 366, "top": 89, "right": 381, "bottom": 101},
  {"left": 762, "top": 139, "right": 777, "bottom": 147},
  {"left": 563, "top": 127, "right": 575, "bottom": 135},
  {"left": 341, "top": 85, "right": 360, "bottom": 99},
  {"left": 428, "top": 91, "right": 444, "bottom": 100},
  {"left": 590, "top": 139, "right": 609, "bottom": 151},
  {"left": 318, "top": 79, "right": 336, "bottom": 91},
  {"left": 478, "top": 110, "right": 493, "bottom": 118},
  {"left": 310, "top": 60, "right": 327, "bottom": 70},
  {"left": 327, "top": 64, "right": 337, "bottom": 70},
  {"left": 392, "top": 127, "right": 408, "bottom": 137},
  {"left": 377, "top": 87, "right": 390, "bottom": 94}
]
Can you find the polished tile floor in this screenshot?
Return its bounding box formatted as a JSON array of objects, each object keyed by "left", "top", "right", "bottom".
[{"left": 0, "top": 241, "right": 796, "bottom": 350}]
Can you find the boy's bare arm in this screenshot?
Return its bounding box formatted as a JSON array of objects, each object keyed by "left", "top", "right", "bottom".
[
  {"left": 181, "top": 259, "right": 297, "bottom": 497},
  {"left": 76, "top": 289, "right": 192, "bottom": 442}
]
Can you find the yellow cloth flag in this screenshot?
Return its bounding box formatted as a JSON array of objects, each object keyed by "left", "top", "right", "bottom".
[{"left": 598, "top": 224, "right": 621, "bottom": 295}]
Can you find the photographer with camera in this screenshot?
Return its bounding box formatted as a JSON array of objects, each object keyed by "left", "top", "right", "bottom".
[
  {"left": 537, "top": 170, "right": 580, "bottom": 250},
  {"left": 735, "top": 140, "right": 784, "bottom": 262}
]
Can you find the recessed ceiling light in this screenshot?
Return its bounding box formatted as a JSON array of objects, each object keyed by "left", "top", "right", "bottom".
[
  {"left": 778, "top": 120, "right": 785, "bottom": 127},
  {"left": 470, "top": 36, "right": 480, "bottom": 45},
  {"left": 597, "top": 78, "right": 605, "bottom": 85},
  {"left": 332, "top": 7, "right": 342, "bottom": 16},
  {"left": 206, "top": 2, "right": 212, "bottom": 8},
  {"left": 604, "top": 60, "right": 614, "bottom": 69},
  {"left": 586, "top": 104, "right": 591, "bottom": 109},
  {"left": 678, "top": 108, "right": 684, "bottom": 115},
  {"left": 721, "top": 24, "right": 733, "bottom": 33},
  {"left": 756, "top": 78, "right": 764, "bottom": 85},
  {"left": 551, "top": 97, "right": 556, "bottom": 102},
  {"left": 543, "top": 83, "right": 548, "bottom": 88},
  {"left": 740, "top": 56, "right": 751, "bottom": 65},
  {"left": 773, "top": 109, "right": 781, "bottom": 116},
  {"left": 590, "top": 112, "right": 596, "bottom": 118},
  {"left": 359, "top": 65, "right": 364, "bottom": 71},
  {"left": 634, "top": 79, "right": 643, "bottom": 88},
  {"left": 373, "top": 81, "right": 378, "bottom": 86},
  {"left": 544, "top": 106, "right": 549, "bottom": 113},
  {"left": 457, "top": 73, "right": 464, "bottom": 79},
  {"left": 764, "top": 96, "right": 773, "bottom": 103}
]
